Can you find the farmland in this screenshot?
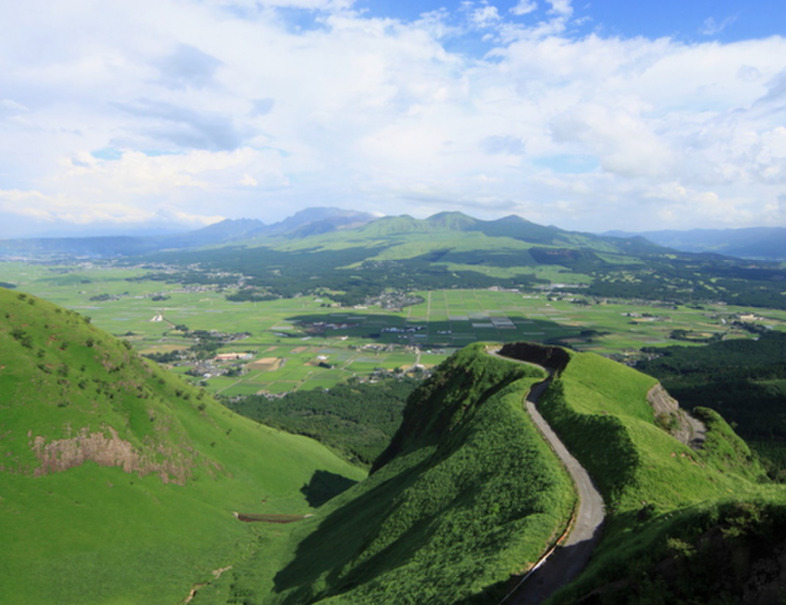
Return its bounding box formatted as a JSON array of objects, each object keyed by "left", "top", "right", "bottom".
[{"left": 2, "top": 260, "right": 785, "bottom": 398}]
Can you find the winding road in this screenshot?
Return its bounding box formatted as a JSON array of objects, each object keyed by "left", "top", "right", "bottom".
[{"left": 492, "top": 352, "right": 605, "bottom": 605}]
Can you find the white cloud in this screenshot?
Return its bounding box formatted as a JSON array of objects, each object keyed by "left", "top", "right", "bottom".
[
  {"left": 0, "top": 99, "right": 29, "bottom": 117},
  {"left": 155, "top": 43, "right": 223, "bottom": 90},
  {"left": 469, "top": 5, "right": 501, "bottom": 28},
  {"left": 546, "top": 0, "right": 572, "bottom": 18},
  {"left": 240, "top": 173, "right": 259, "bottom": 186},
  {"left": 510, "top": 1, "right": 537, "bottom": 16},
  {"left": 700, "top": 16, "right": 736, "bottom": 37},
  {"left": 204, "top": 0, "right": 355, "bottom": 11},
  {"left": 0, "top": 0, "right": 784, "bottom": 235}
]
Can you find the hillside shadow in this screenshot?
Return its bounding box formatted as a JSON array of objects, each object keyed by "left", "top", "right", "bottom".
[
  {"left": 274, "top": 456, "right": 431, "bottom": 603},
  {"left": 300, "top": 470, "right": 359, "bottom": 508}
]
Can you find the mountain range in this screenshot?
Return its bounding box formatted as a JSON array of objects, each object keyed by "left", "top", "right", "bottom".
[
  {"left": 3, "top": 206, "right": 785, "bottom": 261},
  {"left": 605, "top": 226, "right": 786, "bottom": 261},
  {"left": 0, "top": 208, "right": 376, "bottom": 258},
  {"left": 3, "top": 207, "right": 784, "bottom": 312}
]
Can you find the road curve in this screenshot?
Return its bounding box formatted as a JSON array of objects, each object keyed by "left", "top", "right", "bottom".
[{"left": 491, "top": 352, "right": 605, "bottom": 605}]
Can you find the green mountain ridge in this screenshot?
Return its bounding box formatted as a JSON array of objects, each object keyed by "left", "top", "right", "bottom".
[
  {"left": 191, "top": 343, "right": 786, "bottom": 604},
  {"left": 197, "top": 343, "right": 576, "bottom": 604},
  {"left": 0, "top": 288, "right": 365, "bottom": 605}
]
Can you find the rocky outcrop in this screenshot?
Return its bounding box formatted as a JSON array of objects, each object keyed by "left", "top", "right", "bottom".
[
  {"left": 30, "top": 425, "right": 194, "bottom": 484},
  {"left": 647, "top": 384, "right": 706, "bottom": 449}
]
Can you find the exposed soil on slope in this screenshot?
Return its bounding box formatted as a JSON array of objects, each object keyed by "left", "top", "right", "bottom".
[{"left": 30, "top": 425, "right": 196, "bottom": 484}]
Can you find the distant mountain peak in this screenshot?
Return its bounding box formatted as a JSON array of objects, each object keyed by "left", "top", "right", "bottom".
[
  {"left": 193, "top": 217, "right": 266, "bottom": 237},
  {"left": 492, "top": 214, "right": 533, "bottom": 225},
  {"left": 425, "top": 211, "right": 478, "bottom": 229},
  {"left": 266, "top": 207, "right": 376, "bottom": 238}
]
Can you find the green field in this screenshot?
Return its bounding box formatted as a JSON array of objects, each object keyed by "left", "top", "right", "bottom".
[{"left": 3, "top": 260, "right": 785, "bottom": 397}]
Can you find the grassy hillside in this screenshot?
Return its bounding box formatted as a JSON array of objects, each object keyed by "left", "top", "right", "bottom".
[
  {"left": 539, "top": 351, "right": 767, "bottom": 513},
  {"left": 188, "top": 342, "right": 786, "bottom": 604},
  {"left": 533, "top": 349, "right": 786, "bottom": 603},
  {"left": 5, "top": 288, "right": 784, "bottom": 605},
  {"left": 193, "top": 343, "right": 577, "bottom": 604},
  {"left": 0, "top": 288, "right": 365, "bottom": 605},
  {"left": 635, "top": 330, "right": 786, "bottom": 478}
]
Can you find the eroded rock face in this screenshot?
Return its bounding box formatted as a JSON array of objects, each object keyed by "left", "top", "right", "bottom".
[
  {"left": 30, "top": 426, "right": 193, "bottom": 484},
  {"left": 647, "top": 383, "right": 706, "bottom": 450}
]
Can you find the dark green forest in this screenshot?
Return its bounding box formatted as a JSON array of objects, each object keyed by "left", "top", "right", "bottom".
[{"left": 224, "top": 376, "right": 419, "bottom": 465}]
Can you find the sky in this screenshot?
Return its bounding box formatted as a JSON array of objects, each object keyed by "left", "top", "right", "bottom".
[{"left": 1, "top": 0, "right": 785, "bottom": 237}]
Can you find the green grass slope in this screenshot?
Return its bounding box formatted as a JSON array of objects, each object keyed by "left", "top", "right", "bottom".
[
  {"left": 635, "top": 330, "right": 786, "bottom": 478},
  {"left": 539, "top": 350, "right": 767, "bottom": 515},
  {"left": 193, "top": 343, "right": 577, "bottom": 604},
  {"left": 531, "top": 348, "right": 786, "bottom": 603},
  {"left": 0, "top": 288, "right": 365, "bottom": 605},
  {"left": 195, "top": 342, "right": 786, "bottom": 605}
]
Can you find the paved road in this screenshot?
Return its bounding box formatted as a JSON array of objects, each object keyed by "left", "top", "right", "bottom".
[{"left": 491, "top": 352, "right": 605, "bottom": 605}]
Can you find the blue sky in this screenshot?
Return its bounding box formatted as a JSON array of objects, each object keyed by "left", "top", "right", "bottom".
[
  {"left": 0, "top": 0, "right": 785, "bottom": 236},
  {"left": 577, "top": 0, "right": 784, "bottom": 42},
  {"left": 363, "top": 0, "right": 785, "bottom": 42}
]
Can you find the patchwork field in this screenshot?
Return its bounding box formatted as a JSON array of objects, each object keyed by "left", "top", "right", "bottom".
[{"left": 2, "top": 261, "right": 785, "bottom": 396}]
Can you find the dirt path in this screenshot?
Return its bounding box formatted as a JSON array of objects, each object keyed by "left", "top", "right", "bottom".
[
  {"left": 183, "top": 565, "right": 233, "bottom": 604},
  {"left": 490, "top": 350, "right": 605, "bottom": 604}
]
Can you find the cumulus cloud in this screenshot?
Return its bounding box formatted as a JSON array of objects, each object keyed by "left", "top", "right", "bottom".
[
  {"left": 510, "top": 1, "right": 537, "bottom": 16},
  {"left": 251, "top": 98, "right": 276, "bottom": 115},
  {"left": 482, "top": 135, "right": 526, "bottom": 155},
  {"left": 0, "top": 0, "right": 785, "bottom": 236},
  {"left": 206, "top": 0, "right": 356, "bottom": 13},
  {"left": 468, "top": 4, "right": 501, "bottom": 28},
  {"left": 547, "top": 0, "right": 572, "bottom": 18},
  {"left": 0, "top": 99, "right": 29, "bottom": 118},
  {"left": 754, "top": 69, "right": 786, "bottom": 109}
]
